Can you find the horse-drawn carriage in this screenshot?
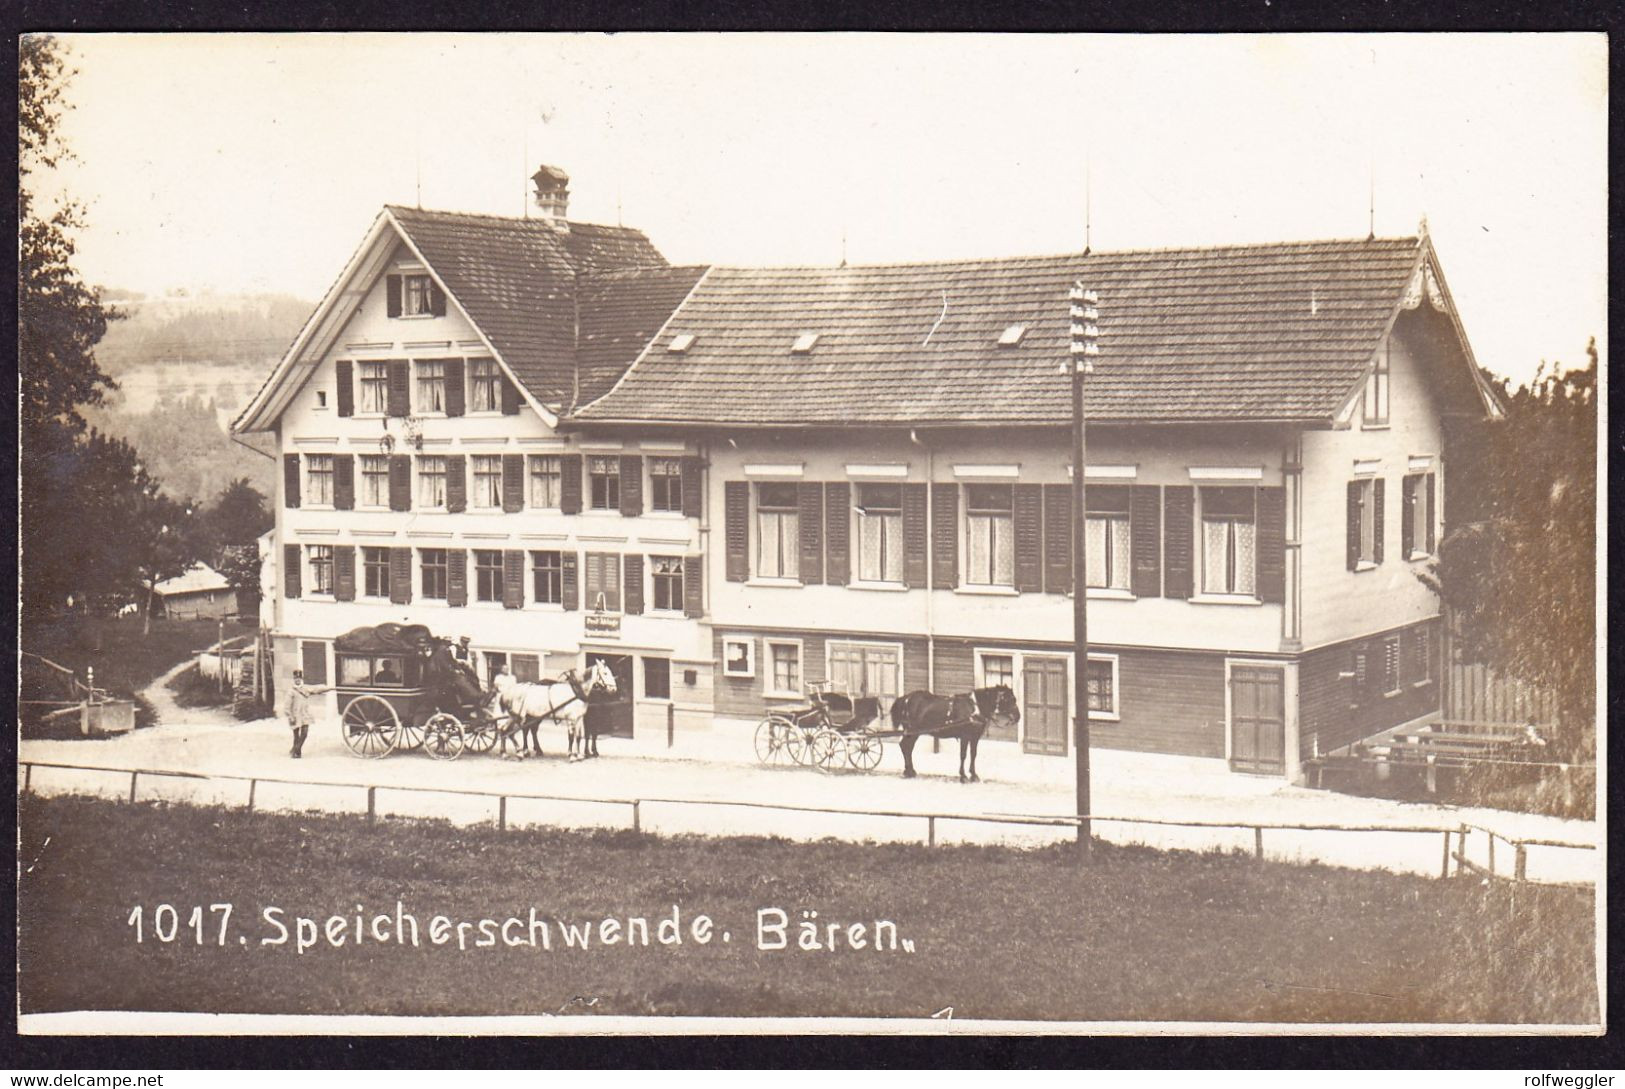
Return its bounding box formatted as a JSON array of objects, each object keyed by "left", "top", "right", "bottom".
[{"left": 334, "top": 623, "right": 500, "bottom": 760}]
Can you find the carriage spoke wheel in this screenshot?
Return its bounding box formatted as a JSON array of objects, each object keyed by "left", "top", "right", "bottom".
[
  {"left": 807, "top": 728, "right": 843, "bottom": 772},
  {"left": 398, "top": 714, "right": 427, "bottom": 753},
  {"left": 422, "top": 713, "right": 465, "bottom": 761},
  {"left": 784, "top": 724, "right": 813, "bottom": 765},
  {"left": 754, "top": 716, "right": 796, "bottom": 765},
  {"left": 341, "top": 695, "right": 402, "bottom": 759},
  {"left": 846, "top": 732, "right": 885, "bottom": 771},
  {"left": 463, "top": 714, "right": 502, "bottom": 755}
]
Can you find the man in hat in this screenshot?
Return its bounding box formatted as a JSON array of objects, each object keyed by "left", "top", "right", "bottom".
[{"left": 284, "top": 669, "right": 332, "bottom": 758}]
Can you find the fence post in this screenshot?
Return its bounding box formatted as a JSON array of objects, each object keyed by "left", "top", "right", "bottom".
[
  {"left": 631, "top": 800, "right": 641, "bottom": 834},
  {"left": 1440, "top": 830, "right": 1451, "bottom": 879},
  {"left": 667, "top": 703, "right": 675, "bottom": 749},
  {"left": 247, "top": 779, "right": 257, "bottom": 813},
  {"left": 366, "top": 786, "right": 377, "bottom": 824},
  {"left": 498, "top": 795, "right": 507, "bottom": 832},
  {"left": 927, "top": 815, "right": 936, "bottom": 848},
  {"left": 1514, "top": 843, "right": 1528, "bottom": 883},
  {"left": 1487, "top": 832, "right": 1495, "bottom": 878},
  {"left": 129, "top": 770, "right": 139, "bottom": 804},
  {"left": 23, "top": 764, "right": 31, "bottom": 795},
  {"left": 1253, "top": 826, "right": 1264, "bottom": 861}
]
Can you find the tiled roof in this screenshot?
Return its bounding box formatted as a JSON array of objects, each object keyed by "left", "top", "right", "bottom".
[
  {"left": 573, "top": 237, "right": 1425, "bottom": 427},
  {"left": 387, "top": 206, "right": 670, "bottom": 405},
  {"left": 575, "top": 266, "right": 709, "bottom": 405}
]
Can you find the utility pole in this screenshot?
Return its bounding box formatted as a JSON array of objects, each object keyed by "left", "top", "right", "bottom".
[{"left": 1068, "top": 282, "right": 1100, "bottom": 859}]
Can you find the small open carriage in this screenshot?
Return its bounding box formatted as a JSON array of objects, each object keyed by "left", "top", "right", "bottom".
[
  {"left": 334, "top": 623, "right": 503, "bottom": 760},
  {"left": 754, "top": 680, "right": 888, "bottom": 772}
]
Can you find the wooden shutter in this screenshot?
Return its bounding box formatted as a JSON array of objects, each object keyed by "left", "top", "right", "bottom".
[
  {"left": 1130, "top": 484, "right": 1161, "bottom": 598},
  {"left": 429, "top": 281, "right": 447, "bottom": 317},
  {"left": 1013, "top": 483, "right": 1043, "bottom": 593},
  {"left": 619, "top": 454, "right": 643, "bottom": 516},
  {"left": 1425, "top": 473, "right": 1437, "bottom": 553},
  {"left": 445, "top": 454, "right": 466, "bottom": 513},
  {"left": 386, "top": 360, "right": 410, "bottom": 417},
  {"left": 798, "top": 483, "right": 824, "bottom": 584},
  {"left": 389, "top": 455, "right": 412, "bottom": 511},
  {"left": 931, "top": 483, "right": 958, "bottom": 590},
  {"left": 333, "top": 454, "right": 355, "bottom": 511},
  {"left": 724, "top": 481, "right": 750, "bottom": 582},
  {"left": 283, "top": 454, "right": 300, "bottom": 508},
  {"left": 283, "top": 544, "right": 301, "bottom": 598},
  {"left": 333, "top": 545, "right": 356, "bottom": 602},
  {"left": 902, "top": 483, "right": 928, "bottom": 589},
  {"left": 502, "top": 550, "right": 525, "bottom": 609},
  {"left": 684, "top": 555, "right": 704, "bottom": 617},
  {"left": 500, "top": 373, "right": 521, "bottom": 415},
  {"left": 623, "top": 555, "right": 644, "bottom": 615},
  {"left": 502, "top": 454, "right": 525, "bottom": 513},
  {"left": 560, "top": 454, "right": 583, "bottom": 514},
  {"left": 385, "top": 274, "right": 401, "bottom": 318},
  {"left": 335, "top": 360, "right": 354, "bottom": 417},
  {"left": 1163, "top": 486, "right": 1194, "bottom": 600},
  {"left": 561, "top": 552, "right": 579, "bottom": 611},
  {"left": 1347, "top": 480, "right": 1363, "bottom": 570},
  {"left": 1373, "top": 478, "right": 1386, "bottom": 565},
  {"left": 825, "top": 482, "right": 851, "bottom": 586},
  {"left": 1257, "top": 486, "right": 1285, "bottom": 604},
  {"left": 1401, "top": 475, "right": 1416, "bottom": 559},
  {"left": 447, "top": 549, "right": 468, "bottom": 607},
  {"left": 442, "top": 358, "right": 465, "bottom": 417},
  {"left": 1043, "top": 483, "right": 1072, "bottom": 595},
  {"left": 389, "top": 548, "right": 413, "bottom": 604},
  {"left": 681, "top": 455, "right": 703, "bottom": 518},
  {"left": 300, "top": 641, "right": 327, "bottom": 686}
]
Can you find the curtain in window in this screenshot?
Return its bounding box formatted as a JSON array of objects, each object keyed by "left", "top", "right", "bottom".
[{"left": 757, "top": 510, "right": 800, "bottom": 579}]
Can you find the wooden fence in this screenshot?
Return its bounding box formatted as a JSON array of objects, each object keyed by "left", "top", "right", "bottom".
[{"left": 1441, "top": 611, "right": 1558, "bottom": 726}]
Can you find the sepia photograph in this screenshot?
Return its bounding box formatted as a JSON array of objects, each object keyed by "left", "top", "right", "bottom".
[{"left": 15, "top": 31, "right": 1606, "bottom": 1036}]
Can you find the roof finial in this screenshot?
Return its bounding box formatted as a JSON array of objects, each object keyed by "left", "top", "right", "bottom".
[
  {"left": 1083, "top": 149, "right": 1093, "bottom": 256},
  {"left": 840, "top": 223, "right": 848, "bottom": 269},
  {"left": 1417, "top": 212, "right": 1429, "bottom": 239}
]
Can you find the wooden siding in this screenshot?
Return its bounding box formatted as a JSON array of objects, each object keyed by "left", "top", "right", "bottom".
[
  {"left": 713, "top": 627, "right": 929, "bottom": 720},
  {"left": 1298, "top": 618, "right": 1442, "bottom": 760}
]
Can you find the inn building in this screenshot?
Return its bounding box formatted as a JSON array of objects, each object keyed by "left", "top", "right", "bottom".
[{"left": 235, "top": 167, "right": 1502, "bottom": 779}]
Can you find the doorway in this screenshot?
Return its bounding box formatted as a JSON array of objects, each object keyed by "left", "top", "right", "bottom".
[
  {"left": 584, "top": 652, "right": 635, "bottom": 739},
  {"left": 1021, "top": 656, "right": 1069, "bottom": 755},
  {"left": 1229, "top": 664, "right": 1285, "bottom": 773}
]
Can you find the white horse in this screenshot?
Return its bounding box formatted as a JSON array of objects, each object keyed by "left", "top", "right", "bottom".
[{"left": 490, "top": 660, "right": 618, "bottom": 762}]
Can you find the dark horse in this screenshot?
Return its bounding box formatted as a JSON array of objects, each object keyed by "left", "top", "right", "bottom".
[{"left": 892, "top": 685, "right": 1020, "bottom": 782}]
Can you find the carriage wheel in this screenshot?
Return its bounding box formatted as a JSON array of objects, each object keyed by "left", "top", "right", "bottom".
[
  {"left": 398, "top": 713, "right": 427, "bottom": 752},
  {"left": 422, "top": 713, "right": 465, "bottom": 761},
  {"left": 754, "top": 715, "right": 796, "bottom": 765},
  {"left": 341, "top": 695, "right": 401, "bottom": 759},
  {"left": 463, "top": 714, "right": 502, "bottom": 755},
  {"left": 807, "top": 727, "right": 843, "bottom": 771},
  {"left": 846, "top": 731, "right": 885, "bottom": 771},
  {"left": 784, "top": 723, "right": 813, "bottom": 765}
]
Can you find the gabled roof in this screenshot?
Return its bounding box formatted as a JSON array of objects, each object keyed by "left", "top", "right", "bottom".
[
  {"left": 155, "top": 563, "right": 231, "bottom": 596},
  {"left": 574, "top": 236, "right": 1488, "bottom": 428},
  {"left": 233, "top": 206, "right": 681, "bottom": 433}
]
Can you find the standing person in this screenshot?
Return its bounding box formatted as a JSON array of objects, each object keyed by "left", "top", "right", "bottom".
[{"left": 285, "top": 669, "right": 331, "bottom": 758}]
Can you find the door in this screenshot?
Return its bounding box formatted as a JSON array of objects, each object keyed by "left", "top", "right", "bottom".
[
  {"left": 584, "top": 652, "right": 635, "bottom": 738},
  {"left": 826, "top": 642, "right": 902, "bottom": 715},
  {"left": 1022, "top": 656, "right": 1068, "bottom": 755},
  {"left": 1230, "top": 665, "right": 1285, "bottom": 773}
]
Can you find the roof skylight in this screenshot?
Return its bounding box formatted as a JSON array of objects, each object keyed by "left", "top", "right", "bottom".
[
  {"left": 791, "top": 333, "right": 821, "bottom": 354},
  {"left": 998, "top": 324, "right": 1027, "bottom": 346},
  {"left": 667, "top": 333, "right": 696, "bottom": 353}
]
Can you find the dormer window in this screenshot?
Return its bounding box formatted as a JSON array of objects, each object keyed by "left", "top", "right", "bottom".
[
  {"left": 791, "top": 333, "right": 820, "bottom": 354},
  {"left": 998, "top": 324, "right": 1026, "bottom": 346},
  {"left": 667, "top": 333, "right": 696, "bottom": 353}
]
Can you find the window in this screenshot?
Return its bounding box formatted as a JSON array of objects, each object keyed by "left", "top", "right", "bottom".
[
  {"left": 651, "top": 556, "right": 685, "bottom": 612},
  {"left": 584, "top": 552, "right": 621, "bottom": 612},
  {"left": 827, "top": 642, "right": 902, "bottom": 710},
  {"left": 1382, "top": 635, "right": 1402, "bottom": 695},
  {"left": 978, "top": 653, "right": 1015, "bottom": 691},
  {"left": 468, "top": 360, "right": 501, "bottom": 412},
  {"left": 420, "top": 549, "right": 448, "bottom": 600},
  {"left": 589, "top": 456, "right": 621, "bottom": 511},
  {"left": 417, "top": 456, "right": 447, "bottom": 509},
  {"left": 722, "top": 636, "right": 756, "bottom": 678},
  {"left": 400, "top": 273, "right": 434, "bottom": 317},
  {"left": 1413, "top": 627, "right": 1434, "bottom": 685},
  {"left": 766, "top": 640, "right": 802, "bottom": 696},
  {"left": 644, "top": 657, "right": 671, "bottom": 700},
  {"left": 528, "top": 455, "right": 562, "bottom": 509},
  {"left": 1404, "top": 472, "right": 1434, "bottom": 558},
  {"left": 359, "top": 455, "right": 390, "bottom": 508},
  {"left": 473, "top": 549, "right": 503, "bottom": 603},
  {"left": 306, "top": 454, "right": 335, "bottom": 506},
  {"left": 1199, "top": 486, "right": 1257, "bottom": 596},
  {"left": 361, "top": 547, "right": 390, "bottom": 598},
  {"left": 1087, "top": 657, "right": 1117, "bottom": 718},
  {"left": 511, "top": 653, "right": 541, "bottom": 683},
  {"left": 415, "top": 360, "right": 445, "bottom": 413},
  {"left": 755, "top": 482, "right": 801, "bottom": 580},
  {"left": 531, "top": 551, "right": 562, "bottom": 605},
  {"left": 1086, "top": 485, "right": 1132, "bottom": 591},
  {"left": 1351, "top": 649, "right": 1368, "bottom": 705},
  {"left": 856, "top": 483, "right": 905, "bottom": 583},
  {"left": 471, "top": 455, "right": 503, "bottom": 509},
  {"left": 1353, "top": 477, "right": 1379, "bottom": 567},
  {"left": 316, "top": 390, "right": 328, "bottom": 408},
  {"left": 484, "top": 651, "right": 507, "bottom": 687},
  {"left": 649, "top": 457, "right": 683, "bottom": 513},
  {"left": 1364, "top": 345, "right": 1390, "bottom": 426},
  {"left": 307, "top": 545, "right": 334, "bottom": 595},
  {"left": 965, "top": 484, "right": 1015, "bottom": 587},
  {"left": 358, "top": 362, "right": 389, "bottom": 414}
]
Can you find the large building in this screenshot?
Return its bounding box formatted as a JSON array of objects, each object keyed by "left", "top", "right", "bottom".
[{"left": 234, "top": 168, "right": 1502, "bottom": 779}]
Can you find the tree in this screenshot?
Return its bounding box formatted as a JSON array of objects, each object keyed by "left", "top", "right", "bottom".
[
  {"left": 1423, "top": 341, "right": 1598, "bottom": 758},
  {"left": 130, "top": 491, "right": 206, "bottom": 636},
  {"left": 201, "top": 477, "right": 273, "bottom": 551}
]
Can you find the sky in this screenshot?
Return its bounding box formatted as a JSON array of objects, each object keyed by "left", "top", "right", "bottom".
[{"left": 36, "top": 32, "right": 1608, "bottom": 386}]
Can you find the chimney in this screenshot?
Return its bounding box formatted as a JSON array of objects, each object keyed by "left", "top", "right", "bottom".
[{"left": 531, "top": 164, "right": 571, "bottom": 224}]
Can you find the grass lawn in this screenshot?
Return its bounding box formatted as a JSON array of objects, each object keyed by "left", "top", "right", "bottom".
[
  {"left": 17, "top": 794, "right": 1598, "bottom": 1025},
  {"left": 166, "top": 662, "right": 234, "bottom": 709}
]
